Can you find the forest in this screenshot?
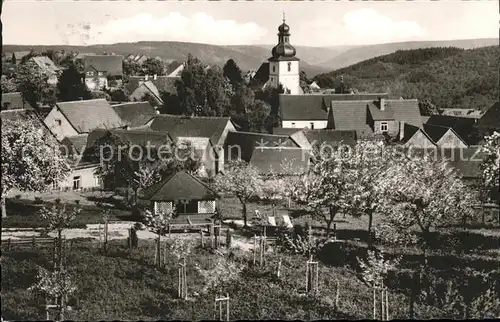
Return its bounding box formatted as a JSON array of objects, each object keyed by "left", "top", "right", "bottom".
[{"left": 314, "top": 46, "right": 499, "bottom": 112}]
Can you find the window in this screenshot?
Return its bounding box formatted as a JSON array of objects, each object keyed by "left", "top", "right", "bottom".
[
  {"left": 55, "top": 119, "right": 62, "bottom": 126},
  {"left": 310, "top": 122, "right": 315, "bottom": 129},
  {"left": 287, "top": 62, "right": 291, "bottom": 72},
  {"left": 291, "top": 122, "right": 296, "bottom": 128},
  {"left": 86, "top": 71, "right": 93, "bottom": 77},
  {"left": 73, "top": 176, "right": 81, "bottom": 190},
  {"left": 98, "top": 71, "right": 103, "bottom": 76},
  {"left": 3, "top": 102, "right": 11, "bottom": 110},
  {"left": 272, "top": 65, "right": 276, "bottom": 72},
  {"left": 380, "top": 122, "right": 388, "bottom": 132}
]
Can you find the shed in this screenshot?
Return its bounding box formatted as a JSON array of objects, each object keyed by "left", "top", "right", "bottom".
[{"left": 139, "top": 171, "right": 219, "bottom": 228}]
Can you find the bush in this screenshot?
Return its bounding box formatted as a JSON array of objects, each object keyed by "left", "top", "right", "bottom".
[{"left": 33, "top": 197, "right": 43, "bottom": 204}]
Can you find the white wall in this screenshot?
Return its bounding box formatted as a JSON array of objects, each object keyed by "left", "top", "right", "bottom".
[
  {"left": 44, "top": 107, "right": 79, "bottom": 141},
  {"left": 216, "top": 121, "right": 237, "bottom": 172},
  {"left": 268, "top": 60, "right": 300, "bottom": 95},
  {"left": 85, "top": 77, "right": 108, "bottom": 91},
  {"left": 282, "top": 120, "right": 328, "bottom": 129},
  {"left": 59, "top": 166, "right": 101, "bottom": 190}
]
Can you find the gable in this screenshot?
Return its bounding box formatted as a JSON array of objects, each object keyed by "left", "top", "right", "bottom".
[
  {"left": 436, "top": 129, "right": 468, "bottom": 148},
  {"left": 111, "top": 101, "right": 158, "bottom": 127}
]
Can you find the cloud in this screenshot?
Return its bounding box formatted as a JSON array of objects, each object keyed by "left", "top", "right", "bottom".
[
  {"left": 88, "top": 12, "right": 268, "bottom": 45},
  {"left": 341, "top": 9, "right": 427, "bottom": 44}
]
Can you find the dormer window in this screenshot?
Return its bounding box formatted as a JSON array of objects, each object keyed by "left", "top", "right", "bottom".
[{"left": 287, "top": 62, "right": 291, "bottom": 72}]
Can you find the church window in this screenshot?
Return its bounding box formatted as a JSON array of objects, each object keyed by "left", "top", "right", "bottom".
[
  {"left": 272, "top": 66, "right": 276, "bottom": 72},
  {"left": 287, "top": 62, "right": 291, "bottom": 72}
]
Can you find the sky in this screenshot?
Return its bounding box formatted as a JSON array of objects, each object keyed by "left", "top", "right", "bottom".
[{"left": 2, "top": 0, "right": 499, "bottom": 47}]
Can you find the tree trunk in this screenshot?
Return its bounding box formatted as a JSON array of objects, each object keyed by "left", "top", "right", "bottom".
[
  {"left": 367, "top": 212, "right": 374, "bottom": 248},
  {"left": 134, "top": 188, "right": 138, "bottom": 206},
  {"left": 57, "top": 229, "right": 63, "bottom": 271},
  {"left": 325, "top": 206, "right": 336, "bottom": 236},
  {"left": 1, "top": 196, "right": 6, "bottom": 218},
  {"left": 242, "top": 202, "right": 247, "bottom": 227}
]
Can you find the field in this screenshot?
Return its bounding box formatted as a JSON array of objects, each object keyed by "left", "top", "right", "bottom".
[{"left": 2, "top": 194, "right": 499, "bottom": 320}]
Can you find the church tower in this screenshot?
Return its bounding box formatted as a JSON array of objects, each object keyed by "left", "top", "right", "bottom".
[{"left": 268, "top": 14, "right": 300, "bottom": 95}]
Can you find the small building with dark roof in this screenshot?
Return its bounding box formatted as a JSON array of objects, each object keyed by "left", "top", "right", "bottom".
[
  {"left": 139, "top": 171, "right": 219, "bottom": 229},
  {"left": 425, "top": 115, "right": 480, "bottom": 146},
  {"left": 476, "top": 102, "right": 500, "bottom": 139}
]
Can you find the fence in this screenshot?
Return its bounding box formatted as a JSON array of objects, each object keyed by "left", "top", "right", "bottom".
[{"left": 3, "top": 237, "right": 56, "bottom": 253}]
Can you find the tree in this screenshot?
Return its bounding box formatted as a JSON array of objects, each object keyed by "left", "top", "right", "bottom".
[
  {"left": 418, "top": 99, "right": 443, "bottom": 116},
  {"left": 15, "top": 62, "right": 57, "bottom": 108},
  {"left": 143, "top": 205, "right": 176, "bottom": 268},
  {"left": 1, "top": 117, "right": 71, "bottom": 218},
  {"left": 106, "top": 88, "right": 129, "bottom": 102},
  {"left": 254, "top": 84, "right": 285, "bottom": 132},
  {"left": 159, "top": 91, "right": 181, "bottom": 115},
  {"left": 300, "top": 71, "right": 311, "bottom": 94},
  {"left": 378, "top": 152, "right": 475, "bottom": 259},
  {"left": 39, "top": 201, "right": 81, "bottom": 269},
  {"left": 479, "top": 131, "right": 500, "bottom": 202},
  {"left": 142, "top": 57, "right": 165, "bottom": 76},
  {"left": 140, "top": 92, "right": 160, "bottom": 108},
  {"left": 1, "top": 75, "right": 17, "bottom": 94},
  {"left": 291, "top": 147, "right": 351, "bottom": 236},
  {"left": 57, "top": 62, "right": 92, "bottom": 102},
  {"left": 223, "top": 59, "right": 243, "bottom": 87},
  {"left": 205, "top": 66, "right": 233, "bottom": 116},
  {"left": 246, "top": 100, "right": 271, "bottom": 132},
  {"left": 213, "top": 160, "right": 263, "bottom": 227},
  {"left": 123, "top": 59, "right": 142, "bottom": 76},
  {"left": 345, "top": 140, "right": 390, "bottom": 248}
]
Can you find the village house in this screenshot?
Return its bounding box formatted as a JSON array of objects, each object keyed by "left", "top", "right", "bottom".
[
  {"left": 279, "top": 93, "right": 389, "bottom": 130},
  {"left": 29, "top": 56, "right": 60, "bottom": 85},
  {"left": 475, "top": 102, "right": 500, "bottom": 139},
  {"left": 139, "top": 170, "right": 219, "bottom": 231},
  {"left": 273, "top": 127, "right": 357, "bottom": 150},
  {"left": 1, "top": 92, "right": 35, "bottom": 110},
  {"left": 248, "top": 147, "right": 310, "bottom": 175},
  {"left": 134, "top": 54, "right": 148, "bottom": 65},
  {"left": 83, "top": 55, "right": 124, "bottom": 90},
  {"left": 398, "top": 122, "right": 468, "bottom": 148},
  {"left": 126, "top": 75, "right": 179, "bottom": 107},
  {"left": 44, "top": 98, "right": 126, "bottom": 141},
  {"left": 425, "top": 115, "right": 480, "bottom": 146},
  {"left": 137, "top": 114, "right": 237, "bottom": 172},
  {"left": 11, "top": 51, "right": 31, "bottom": 64},
  {"left": 110, "top": 101, "right": 159, "bottom": 128}
]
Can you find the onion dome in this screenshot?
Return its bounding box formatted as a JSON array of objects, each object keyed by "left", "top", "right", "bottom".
[
  {"left": 272, "top": 42, "right": 296, "bottom": 58},
  {"left": 278, "top": 22, "right": 290, "bottom": 34}
]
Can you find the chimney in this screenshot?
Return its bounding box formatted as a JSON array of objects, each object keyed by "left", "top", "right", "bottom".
[
  {"left": 145, "top": 75, "right": 149, "bottom": 81},
  {"left": 379, "top": 97, "right": 386, "bottom": 111},
  {"left": 399, "top": 121, "right": 405, "bottom": 141},
  {"left": 153, "top": 74, "right": 157, "bottom": 80}
]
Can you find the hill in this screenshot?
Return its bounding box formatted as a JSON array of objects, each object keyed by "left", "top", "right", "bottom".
[
  {"left": 2, "top": 42, "right": 330, "bottom": 78},
  {"left": 318, "top": 38, "right": 499, "bottom": 70},
  {"left": 314, "top": 46, "right": 500, "bottom": 111}
]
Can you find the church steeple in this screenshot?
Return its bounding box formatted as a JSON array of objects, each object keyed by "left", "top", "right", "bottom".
[{"left": 271, "top": 12, "right": 296, "bottom": 58}]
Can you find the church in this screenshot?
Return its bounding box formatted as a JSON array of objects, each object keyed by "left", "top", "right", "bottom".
[
  {"left": 252, "top": 15, "right": 424, "bottom": 136},
  {"left": 251, "top": 15, "right": 302, "bottom": 95}
]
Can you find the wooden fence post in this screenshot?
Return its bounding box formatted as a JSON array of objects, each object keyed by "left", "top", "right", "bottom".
[
  {"left": 200, "top": 230, "right": 205, "bottom": 248},
  {"left": 381, "top": 287, "right": 385, "bottom": 321},
  {"left": 386, "top": 288, "right": 390, "bottom": 321},
  {"left": 335, "top": 279, "right": 340, "bottom": 310},
  {"left": 333, "top": 223, "right": 337, "bottom": 240},
  {"left": 277, "top": 257, "right": 282, "bottom": 278},
  {"left": 373, "top": 287, "right": 377, "bottom": 320},
  {"left": 253, "top": 234, "right": 257, "bottom": 266}
]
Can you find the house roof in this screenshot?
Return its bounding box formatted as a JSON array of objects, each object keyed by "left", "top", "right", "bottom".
[
  {"left": 30, "top": 56, "right": 59, "bottom": 74},
  {"left": 250, "top": 63, "right": 270, "bottom": 87},
  {"left": 86, "top": 128, "right": 172, "bottom": 151},
  {"left": 224, "top": 131, "right": 299, "bottom": 162},
  {"left": 166, "top": 62, "right": 184, "bottom": 77},
  {"left": 422, "top": 123, "right": 450, "bottom": 143},
  {"left": 386, "top": 99, "right": 422, "bottom": 128},
  {"left": 56, "top": 99, "right": 125, "bottom": 133},
  {"left": 280, "top": 93, "right": 389, "bottom": 121},
  {"left": 1, "top": 92, "right": 34, "bottom": 110},
  {"left": 441, "top": 108, "right": 483, "bottom": 118},
  {"left": 0, "top": 109, "right": 34, "bottom": 122},
  {"left": 272, "top": 127, "right": 302, "bottom": 136},
  {"left": 367, "top": 102, "right": 395, "bottom": 121},
  {"left": 425, "top": 115, "right": 478, "bottom": 145},
  {"left": 331, "top": 100, "right": 371, "bottom": 133},
  {"left": 302, "top": 129, "right": 357, "bottom": 147},
  {"left": 290, "top": 130, "right": 313, "bottom": 150},
  {"left": 125, "top": 76, "right": 179, "bottom": 96},
  {"left": 83, "top": 55, "right": 123, "bottom": 76},
  {"left": 145, "top": 114, "right": 234, "bottom": 146},
  {"left": 111, "top": 101, "right": 158, "bottom": 128},
  {"left": 477, "top": 102, "right": 500, "bottom": 132},
  {"left": 61, "top": 134, "right": 89, "bottom": 155},
  {"left": 140, "top": 170, "right": 218, "bottom": 201},
  {"left": 13, "top": 51, "right": 31, "bottom": 61},
  {"left": 249, "top": 147, "right": 310, "bottom": 175}
]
